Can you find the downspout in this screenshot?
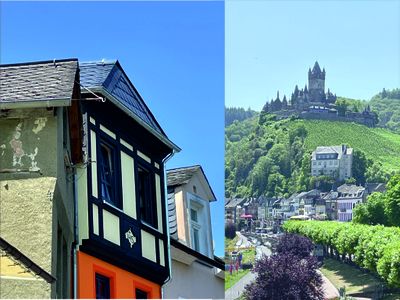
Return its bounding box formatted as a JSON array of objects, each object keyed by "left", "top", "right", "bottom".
[
  {"left": 73, "top": 171, "right": 79, "bottom": 299},
  {"left": 160, "top": 149, "right": 176, "bottom": 299}
]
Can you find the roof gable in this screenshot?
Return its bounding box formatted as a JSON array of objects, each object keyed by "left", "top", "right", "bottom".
[
  {"left": 80, "top": 60, "right": 178, "bottom": 150},
  {"left": 167, "top": 165, "right": 216, "bottom": 202}
]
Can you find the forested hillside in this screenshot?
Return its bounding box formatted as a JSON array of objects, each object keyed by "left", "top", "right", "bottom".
[
  {"left": 369, "top": 88, "right": 400, "bottom": 133},
  {"left": 225, "top": 115, "right": 400, "bottom": 198},
  {"left": 225, "top": 107, "right": 257, "bottom": 127}
]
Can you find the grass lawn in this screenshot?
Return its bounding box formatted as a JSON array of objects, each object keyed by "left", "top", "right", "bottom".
[
  {"left": 225, "top": 236, "right": 239, "bottom": 249},
  {"left": 225, "top": 269, "right": 250, "bottom": 291},
  {"left": 320, "top": 258, "right": 400, "bottom": 299}
]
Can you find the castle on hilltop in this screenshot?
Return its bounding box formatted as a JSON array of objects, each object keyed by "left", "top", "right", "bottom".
[{"left": 262, "top": 62, "right": 377, "bottom": 127}]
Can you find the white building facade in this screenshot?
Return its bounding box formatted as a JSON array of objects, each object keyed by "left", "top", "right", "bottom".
[{"left": 311, "top": 145, "right": 353, "bottom": 180}]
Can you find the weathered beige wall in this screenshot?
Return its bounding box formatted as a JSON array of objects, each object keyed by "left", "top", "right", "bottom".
[
  {"left": 174, "top": 189, "right": 188, "bottom": 244},
  {"left": 0, "top": 177, "right": 55, "bottom": 298},
  {"left": 0, "top": 108, "right": 74, "bottom": 298},
  {"left": 0, "top": 278, "right": 51, "bottom": 298}
]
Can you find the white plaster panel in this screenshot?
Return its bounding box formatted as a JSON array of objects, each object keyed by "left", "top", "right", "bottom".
[
  {"left": 141, "top": 230, "right": 156, "bottom": 263},
  {"left": 159, "top": 239, "right": 165, "bottom": 267},
  {"left": 121, "top": 151, "right": 136, "bottom": 219},
  {"left": 137, "top": 150, "right": 151, "bottom": 163},
  {"left": 120, "top": 138, "right": 133, "bottom": 151},
  {"left": 90, "top": 130, "right": 98, "bottom": 198},
  {"left": 92, "top": 204, "right": 99, "bottom": 235},
  {"left": 155, "top": 174, "right": 163, "bottom": 233},
  {"left": 100, "top": 124, "right": 116, "bottom": 139},
  {"left": 103, "top": 210, "right": 120, "bottom": 245}
]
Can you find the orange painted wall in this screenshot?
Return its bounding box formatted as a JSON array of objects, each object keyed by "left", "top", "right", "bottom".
[{"left": 77, "top": 251, "right": 161, "bottom": 299}]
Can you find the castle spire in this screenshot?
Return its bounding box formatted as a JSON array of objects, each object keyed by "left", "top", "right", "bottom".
[
  {"left": 312, "top": 61, "right": 321, "bottom": 73},
  {"left": 276, "top": 90, "right": 280, "bottom": 100}
]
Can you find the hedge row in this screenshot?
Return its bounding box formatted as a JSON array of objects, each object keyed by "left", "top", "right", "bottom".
[{"left": 283, "top": 220, "right": 400, "bottom": 287}]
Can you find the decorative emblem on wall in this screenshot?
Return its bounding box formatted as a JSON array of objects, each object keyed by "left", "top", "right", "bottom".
[{"left": 125, "top": 229, "right": 136, "bottom": 248}]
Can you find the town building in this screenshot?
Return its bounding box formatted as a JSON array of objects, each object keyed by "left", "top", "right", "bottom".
[
  {"left": 336, "top": 184, "right": 366, "bottom": 222},
  {"left": 311, "top": 145, "right": 353, "bottom": 180},
  {"left": 0, "top": 58, "right": 180, "bottom": 298},
  {"left": 0, "top": 59, "right": 80, "bottom": 298},
  {"left": 225, "top": 197, "right": 246, "bottom": 224},
  {"left": 76, "top": 60, "right": 179, "bottom": 298},
  {"left": 165, "top": 165, "right": 224, "bottom": 299}
]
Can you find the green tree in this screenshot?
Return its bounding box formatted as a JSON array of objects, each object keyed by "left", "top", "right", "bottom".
[
  {"left": 352, "top": 150, "right": 371, "bottom": 185},
  {"left": 385, "top": 174, "right": 400, "bottom": 227},
  {"left": 353, "top": 192, "right": 388, "bottom": 226}
]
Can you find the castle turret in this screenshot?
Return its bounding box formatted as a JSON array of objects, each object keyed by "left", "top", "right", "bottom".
[
  {"left": 282, "top": 95, "right": 288, "bottom": 109},
  {"left": 308, "top": 61, "right": 325, "bottom": 103}
]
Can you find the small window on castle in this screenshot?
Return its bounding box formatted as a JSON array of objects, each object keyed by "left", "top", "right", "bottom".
[{"left": 193, "top": 185, "right": 197, "bottom": 194}]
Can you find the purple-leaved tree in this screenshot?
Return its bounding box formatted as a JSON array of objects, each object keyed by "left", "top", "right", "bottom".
[
  {"left": 276, "top": 233, "right": 314, "bottom": 259},
  {"left": 244, "top": 254, "right": 324, "bottom": 300}
]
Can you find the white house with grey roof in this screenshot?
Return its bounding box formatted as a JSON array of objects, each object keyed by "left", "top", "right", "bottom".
[
  {"left": 337, "top": 184, "right": 366, "bottom": 221},
  {"left": 311, "top": 144, "right": 353, "bottom": 180},
  {"left": 165, "top": 165, "right": 224, "bottom": 299}
]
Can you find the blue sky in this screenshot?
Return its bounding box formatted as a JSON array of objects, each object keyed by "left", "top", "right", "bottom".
[
  {"left": 226, "top": 0, "right": 400, "bottom": 110},
  {"left": 1, "top": 1, "right": 224, "bottom": 256}
]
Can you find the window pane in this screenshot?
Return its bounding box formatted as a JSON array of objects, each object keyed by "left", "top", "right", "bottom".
[
  {"left": 138, "top": 167, "right": 157, "bottom": 227},
  {"left": 136, "top": 288, "right": 148, "bottom": 299},
  {"left": 190, "top": 209, "right": 198, "bottom": 222},
  {"left": 100, "top": 143, "right": 114, "bottom": 205},
  {"left": 95, "top": 273, "right": 110, "bottom": 299},
  {"left": 193, "top": 228, "right": 200, "bottom": 251}
]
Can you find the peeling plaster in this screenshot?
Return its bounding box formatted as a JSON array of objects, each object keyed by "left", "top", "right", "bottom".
[
  {"left": 32, "top": 117, "right": 47, "bottom": 134},
  {"left": 8, "top": 122, "right": 41, "bottom": 171},
  {"left": 27, "top": 147, "right": 39, "bottom": 172},
  {"left": 10, "top": 123, "right": 25, "bottom": 167}
]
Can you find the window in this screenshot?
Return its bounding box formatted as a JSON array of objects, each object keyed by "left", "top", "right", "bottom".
[
  {"left": 95, "top": 273, "right": 111, "bottom": 299},
  {"left": 99, "top": 142, "right": 119, "bottom": 207},
  {"left": 135, "top": 288, "right": 148, "bottom": 299},
  {"left": 138, "top": 166, "right": 157, "bottom": 227},
  {"left": 190, "top": 209, "right": 198, "bottom": 222},
  {"left": 192, "top": 228, "right": 200, "bottom": 252}
]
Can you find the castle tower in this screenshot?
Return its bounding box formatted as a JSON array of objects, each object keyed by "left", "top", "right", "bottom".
[{"left": 308, "top": 61, "right": 325, "bottom": 103}]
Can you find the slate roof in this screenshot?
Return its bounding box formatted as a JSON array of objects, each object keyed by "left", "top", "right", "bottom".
[
  {"left": 0, "top": 59, "right": 78, "bottom": 106},
  {"left": 167, "top": 187, "right": 178, "bottom": 238},
  {"left": 225, "top": 198, "right": 246, "bottom": 209},
  {"left": 337, "top": 184, "right": 365, "bottom": 198},
  {"left": 167, "top": 165, "right": 202, "bottom": 187},
  {"left": 79, "top": 60, "right": 167, "bottom": 138},
  {"left": 167, "top": 165, "right": 217, "bottom": 201},
  {"left": 312, "top": 145, "right": 352, "bottom": 159}
]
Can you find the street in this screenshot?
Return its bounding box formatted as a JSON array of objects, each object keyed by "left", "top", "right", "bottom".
[{"left": 226, "top": 232, "right": 339, "bottom": 300}]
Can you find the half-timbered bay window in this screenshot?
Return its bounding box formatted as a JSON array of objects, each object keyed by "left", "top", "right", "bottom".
[{"left": 89, "top": 120, "right": 165, "bottom": 233}]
